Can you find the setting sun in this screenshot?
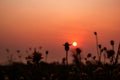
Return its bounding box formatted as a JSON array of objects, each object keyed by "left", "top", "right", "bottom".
[{"left": 72, "top": 42, "right": 77, "bottom": 46}]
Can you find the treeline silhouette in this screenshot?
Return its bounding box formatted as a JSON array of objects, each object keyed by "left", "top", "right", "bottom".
[{"left": 0, "top": 32, "right": 120, "bottom": 80}]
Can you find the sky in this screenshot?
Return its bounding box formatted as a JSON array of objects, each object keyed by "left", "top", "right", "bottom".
[{"left": 0, "top": 0, "right": 120, "bottom": 64}]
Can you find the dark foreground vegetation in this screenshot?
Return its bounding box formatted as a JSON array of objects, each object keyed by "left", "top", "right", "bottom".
[
  {"left": 0, "top": 61, "right": 120, "bottom": 80},
  {"left": 0, "top": 32, "right": 120, "bottom": 80}
]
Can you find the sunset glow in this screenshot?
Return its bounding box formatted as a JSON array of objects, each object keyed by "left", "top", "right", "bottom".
[
  {"left": 0, "top": 1, "right": 120, "bottom": 79},
  {"left": 72, "top": 42, "right": 77, "bottom": 47},
  {"left": 0, "top": 0, "right": 120, "bottom": 64}
]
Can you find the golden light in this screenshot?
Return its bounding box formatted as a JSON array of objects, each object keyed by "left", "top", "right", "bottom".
[{"left": 72, "top": 42, "right": 77, "bottom": 46}]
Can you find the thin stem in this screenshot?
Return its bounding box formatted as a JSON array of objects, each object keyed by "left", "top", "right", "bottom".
[
  {"left": 114, "top": 43, "right": 120, "bottom": 64},
  {"left": 95, "top": 35, "right": 100, "bottom": 62},
  {"left": 46, "top": 54, "right": 48, "bottom": 62},
  {"left": 104, "top": 53, "right": 106, "bottom": 64},
  {"left": 66, "top": 51, "right": 68, "bottom": 65}
]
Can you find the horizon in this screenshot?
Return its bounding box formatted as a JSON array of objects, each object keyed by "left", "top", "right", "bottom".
[{"left": 0, "top": 0, "right": 120, "bottom": 64}]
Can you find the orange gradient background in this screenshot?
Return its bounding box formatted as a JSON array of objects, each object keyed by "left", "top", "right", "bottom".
[{"left": 0, "top": 0, "right": 120, "bottom": 64}]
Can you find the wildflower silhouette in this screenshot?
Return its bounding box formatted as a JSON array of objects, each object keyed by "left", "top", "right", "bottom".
[
  {"left": 110, "top": 40, "right": 115, "bottom": 64},
  {"left": 16, "top": 50, "right": 20, "bottom": 53},
  {"left": 94, "top": 32, "right": 100, "bottom": 62},
  {"left": 45, "top": 50, "right": 49, "bottom": 62},
  {"left": 64, "top": 42, "right": 71, "bottom": 65},
  {"left": 110, "top": 40, "right": 114, "bottom": 50},
  {"left": 115, "top": 43, "right": 120, "bottom": 64},
  {"left": 93, "top": 56, "right": 96, "bottom": 60},
  {"left": 16, "top": 50, "right": 22, "bottom": 62},
  {"left": 72, "top": 48, "right": 83, "bottom": 69},
  {"left": 32, "top": 48, "right": 43, "bottom": 64},
  {"left": 6, "top": 48, "right": 10, "bottom": 53},
  {"left": 76, "top": 48, "right": 82, "bottom": 62},
  {"left": 0, "top": 32, "right": 120, "bottom": 80},
  {"left": 103, "top": 47, "right": 107, "bottom": 64},
  {"left": 98, "top": 44, "right": 102, "bottom": 62},
  {"left": 87, "top": 53, "right": 92, "bottom": 58},
  {"left": 107, "top": 50, "right": 115, "bottom": 64},
  {"left": 26, "top": 55, "right": 32, "bottom": 64},
  {"left": 6, "top": 48, "right": 13, "bottom": 64}
]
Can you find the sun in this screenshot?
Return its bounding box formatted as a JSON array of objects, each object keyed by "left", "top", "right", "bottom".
[{"left": 72, "top": 42, "right": 77, "bottom": 46}]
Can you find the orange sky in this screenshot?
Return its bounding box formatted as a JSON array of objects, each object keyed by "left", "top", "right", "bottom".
[{"left": 0, "top": 0, "right": 120, "bottom": 64}]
